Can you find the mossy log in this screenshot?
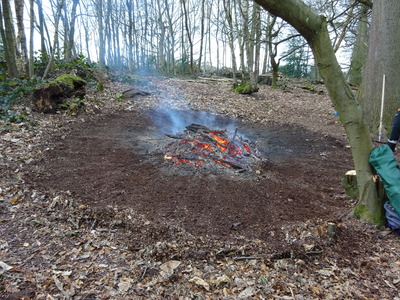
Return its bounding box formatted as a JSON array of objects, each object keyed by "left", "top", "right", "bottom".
[{"left": 32, "top": 74, "right": 86, "bottom": 113}]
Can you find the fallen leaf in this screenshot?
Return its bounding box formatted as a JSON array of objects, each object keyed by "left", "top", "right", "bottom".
[
  {"left": 238, "top": 287, "right": 254, "bottom": 298},
  {"left": 9, "top": 197, "right": 21, "bottom": 205},
  {"left": 316, "top": 269, "right": 335, "bottom": 277},
  {"left": 118, "top": 277, "right": 133, "bottom": 292},
  {"left": 211, "top": 274, "right": 231, "bottom": 286},
  {"left": 189, "top": 276, "right": 210, "bottom": 291},
  {"left": 0, "top": 261, "right": 13, "bottom": 273},
  {"left": 160, "top": 260, "right": 181, "bottom": 273},
  {"left": 303, "top": 244, "right": 315, "bottom": 251}
]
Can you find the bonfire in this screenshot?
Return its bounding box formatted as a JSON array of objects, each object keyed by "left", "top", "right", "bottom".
[{"left": 164, "top": 123, "right": 259, "bottom": 170}]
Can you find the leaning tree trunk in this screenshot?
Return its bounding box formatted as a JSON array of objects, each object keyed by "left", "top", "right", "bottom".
[
  {"left": 254, "top": 0, "right": 383, "bottom": 225},
  {"left": 358, "top": 0, "right": 400, "bottom": 137}
]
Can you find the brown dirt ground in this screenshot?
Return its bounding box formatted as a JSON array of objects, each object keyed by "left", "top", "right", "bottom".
[
  {"left": 1, "top": 76, "right": 400, "bottom": 299},
  {"left": 29, "top": 108, "right": 352, "bottom": 248}
]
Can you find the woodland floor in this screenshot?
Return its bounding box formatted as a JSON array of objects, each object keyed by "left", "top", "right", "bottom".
[{"left": 1, "top": 75, "right": 400, "bottom": 299}]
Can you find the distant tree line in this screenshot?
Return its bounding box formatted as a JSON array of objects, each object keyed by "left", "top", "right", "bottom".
[{"left": 1, "top": 0, "right": 370, "bottom": 88}]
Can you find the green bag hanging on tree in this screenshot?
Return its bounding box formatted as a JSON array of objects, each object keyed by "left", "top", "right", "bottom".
[{"left": 369, "top": 144, "right": 400, "bottom": 219}]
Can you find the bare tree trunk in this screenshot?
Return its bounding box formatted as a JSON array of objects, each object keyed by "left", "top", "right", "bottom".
[
  {"left": 29, "top": 0, "right": 34, "bottom": 77},
  {"left": 43, "top": 0, "right": 65, "bottom": 79},
  {"left": 105, "top": 0, "right": 112, "bottom": 66},
  {"left": 98, "top": 0, "right": 105, "bottom": 69},
  {"left": 251, "top": 3, "right": 261, "bottom": 89},
  {"left": 235, "top": 0, "right": 245, "bottom": 80},
  {"left": 64, "top": 0, "right": 79, "bottom": 60},
  {"left": 14, "top": 0, "right": 28, "bottom": 74},
  {"left": 215, "top": 0, "right": 221, "bottom": 71},
  {"left": 126, "top": 0, "right": 134, "bottom": 71},
  {"left": 36, "top": 0, "right": 48, "bottom": 57},
  {"left": 164, "top": 0, "right": 176, "bottom": 74},
  {"left": 254, "top": 0, "right": 382, "bottom": 225},
  {"left": 180, "top": 0, "right": 194, "bottom": 75},
  {"left": 223, "top": 0, "right": 238, "bottom": 84},
  {"left": 359, "top": 0, "right": 400, "bottom": 138},
  {"left": 141, "top": 0, "right": 149, "bottom": 69},
  {"left": 261, "top": 14, "right": 271, "bottom": 75},
  {"left": 347, "top": 4, "right": 369, "bottom": 86},
  {"left": 266, "top": 15, "right": 280, "bottom": 86},
  {"left": 197, "top": 0, "right": 206, "bottom": 73},
  {"left": 1, "top": 0, "right": 19, "bottom": 77},
  {"left": 208, "top": 3, "right": 212, "bottom": 70}
]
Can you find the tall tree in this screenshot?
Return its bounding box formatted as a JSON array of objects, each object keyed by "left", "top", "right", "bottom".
[
  {"left": 164, "top": 0, "right": 176, "bottom": 74},
  {"left": 223, "top": 0, "right": 238, "bottom": 84},
  {"left": 347, "top": 4, "right": 369, "bottom": 86},
  {"left": 358, "top": 0, "right": 400, "bottom": 137},
  {"left": 126, "top": 0, "right": 135, "bottom": 72},
  {"left": 36, "top": 0, "right": 48, "bottom": 57},
  {"left": 63, "top": 0, "right": 79, "bottom": 60},
  {"left": 43, "top": 0, "right": 65, "bottom": 78},
  {"left": 1, "top": 0, "right": 19, "bottom": 77},
  {"left": 180, "top": 0, "right": 194, "bottom": 75},
  {"left": 14, "top": 0, "right": 28, "bottom": 74},
  {"left": 29, "top": 0, "right": 35, "bottom": 77},
  {"left": 197, "top": 0, "right": 206, "bottom": 73},
  {"left": 253, "top": 0, "right": 383, "bottom": 225},
  {"left": 97, "top": 0, "right": 105, "bottom": 69}
]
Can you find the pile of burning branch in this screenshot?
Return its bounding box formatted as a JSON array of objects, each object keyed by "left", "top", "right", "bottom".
[{"left": 164, "top": 123, "right": 259, "bottom": 170}]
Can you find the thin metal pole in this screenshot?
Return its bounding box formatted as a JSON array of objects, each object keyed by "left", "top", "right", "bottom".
[{"left": 379, "top": 74, "right": 386, "bottom": 142}]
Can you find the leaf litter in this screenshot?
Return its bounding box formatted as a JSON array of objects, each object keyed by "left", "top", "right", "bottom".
[{"left": 1, "top": 75, "right": 400, "bottom": 299}]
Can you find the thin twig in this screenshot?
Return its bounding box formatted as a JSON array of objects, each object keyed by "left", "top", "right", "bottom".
[
  {"left": 232, "top": 256, "right": 260, "bottom": 261},
  {"left": 96, "top": 228, "right": 117, "bottom": 233}
]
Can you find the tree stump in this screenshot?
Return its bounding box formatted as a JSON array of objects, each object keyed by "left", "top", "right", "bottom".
[
  {"left": 32, "top": 74, "right": 86, "bottom": 113},
  {"left": 341, "top": 170, "right": 358, "bottom": 198}
]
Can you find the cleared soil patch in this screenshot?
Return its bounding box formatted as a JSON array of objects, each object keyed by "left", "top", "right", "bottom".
[{"left": 29, "top": 108, "right": 352, "bottom": 250}]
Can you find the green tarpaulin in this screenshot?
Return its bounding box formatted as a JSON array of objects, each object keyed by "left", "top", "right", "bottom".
[{"left": 369, "top": 144, "right": 400, "bottom": 217}]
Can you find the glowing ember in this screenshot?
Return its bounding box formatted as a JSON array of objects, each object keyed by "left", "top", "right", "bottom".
[{"left": 164, "top": 123, "right": 259, "bottom": 170}]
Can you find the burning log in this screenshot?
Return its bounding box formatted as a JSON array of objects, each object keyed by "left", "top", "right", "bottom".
[{"left": 164, "top": 123, "right": 259, "bottom": 171}]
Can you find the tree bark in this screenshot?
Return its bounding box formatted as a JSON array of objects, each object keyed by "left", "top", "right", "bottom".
[
  {"left": 358, "top": 0, "right": 400, "bottom": 137},
  {"left": 97, "top": 0, "right": 105, "bottom": 69},
  {"left": 223, "top": 0, "right": 238, "bottom": 84},
  {"left": 1, "top": 0, "right": 19, "bottom": 77},
  {"left": 266, "top": 15, "right": 279, "bottom": 86},
  {"left": 36, "top": 0, "right": 48, "bottom": 57},
  {"left": 347, "top": 4, "right": 369, "bottom": 86},
  {"left": 126, "top": 0, "right": 134, "bottom": 72},
  {"left": 64, "top": 0, "right": 79, "bottom": 60},
  {"left": 15, "top": 0, "right": 28, "bottom": 74},
  {"left": 253, "top": 0, "right": 383, "bottom": 225},
  {"left": 197, "top": 0, "right": 206, "bottom": 73},
  {"left": 43, "top": 0, "right": 65, "bottom": 79},
  {"left": 29, "top": 0, "right": 35, "bottom": 77},
  {"left": 164, "top": 0, "right": 176, "bottom": 74},
  {"left": 180, "top": 0, "right": 194, "bottom": 75}
]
